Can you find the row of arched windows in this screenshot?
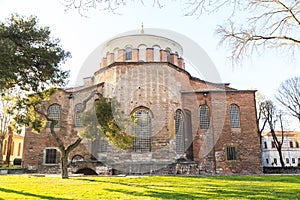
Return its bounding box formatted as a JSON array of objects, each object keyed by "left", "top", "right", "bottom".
[
  {"left": 46, "top": 103, "right": 240, "bottom": 154},
  {"left": 47, "top": 103, "right": 83, "bottom": 128},
  {"left": 199, "top": 104, "right": 241, "bottom": 129},
  {"left": 46, "top": 104, "right": 152, "bottom": 152},
  {"left": 48, "top": 103, "right": 241, "bottom": 130},
  {"left": 121, "top": 47, "right": 172, "bottom": 62}
]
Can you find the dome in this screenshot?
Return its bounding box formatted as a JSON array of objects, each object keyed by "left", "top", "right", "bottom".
[{"left": 100, "top": 34, "right": 183, "bottom": 58}]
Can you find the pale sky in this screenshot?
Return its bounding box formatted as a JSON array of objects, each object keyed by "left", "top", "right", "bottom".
[{"left": 0, "top": 0, "right": 299, "bottom": 100}]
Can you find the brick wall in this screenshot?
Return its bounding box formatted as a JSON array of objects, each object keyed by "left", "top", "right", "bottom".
[{"left": 23, "top": 62, "right": 262, "bottom": 175}]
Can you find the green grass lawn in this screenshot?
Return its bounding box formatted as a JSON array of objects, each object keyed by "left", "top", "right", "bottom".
[{"left": 0, "top": 175, "right": 299, "bottom": 199}]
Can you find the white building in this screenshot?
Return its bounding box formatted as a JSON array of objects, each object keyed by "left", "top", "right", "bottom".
[{"left": 262, "top": 131, "right": 300, "bottom": 167}]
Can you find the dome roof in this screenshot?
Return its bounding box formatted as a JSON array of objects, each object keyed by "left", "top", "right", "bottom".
[{"left": 100, "top": 34, "right": 183, "bottom": 58}]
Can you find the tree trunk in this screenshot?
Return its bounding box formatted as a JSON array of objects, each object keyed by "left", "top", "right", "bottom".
[
  {"left": 0, "top": 139, "right": 3, "bottom": 165},
  {"left": 60, "top": 150, "right": 69, "bottom": 179},
  {"left": 278, "top": 146, "right": 285, "bottom": 168},
  {"left": 5, "top": 130, "right": 13, "bottom": 166}
]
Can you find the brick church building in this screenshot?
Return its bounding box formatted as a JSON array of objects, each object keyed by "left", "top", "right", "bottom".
[{"left": 22, "top": 30, "right": 262, "bottom": 175}]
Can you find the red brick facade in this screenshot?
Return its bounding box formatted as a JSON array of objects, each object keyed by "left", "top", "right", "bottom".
[{"left": 22, "top": 33, "right": 262, "bottom": 175}]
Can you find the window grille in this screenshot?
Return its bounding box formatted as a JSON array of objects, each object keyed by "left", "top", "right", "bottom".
[
  {"left": 133, "top": 109, "right": 151, "bottom": 152},
  {"left": 226, "top": 146, "right": 237, "bottom": 161},
  {"left": 47, "top": 104, "right": 61, "bottom": 128},
  {"left": 166, "top": 50, "right": 171, "bottom": 62},
  {"left": 175, "top": 110, "right": 184, "bottom": 154},
  {"left": 74, "top": 103, "right": 83, "bottom": 127},
  {"left": 199, "top": 105, "right": 210, "bottom": 129},
  {"left": 126, "top": 48, "right": 132, "bottom": 61},
  {"left": 45, "top": 149, "right": 57, "bottom": 164},
  {"left": 100, "top": 139, "right": 108, "bottom": 152},
  {"left": 230, "top": 104, "right": 240, "bottom": 128}
]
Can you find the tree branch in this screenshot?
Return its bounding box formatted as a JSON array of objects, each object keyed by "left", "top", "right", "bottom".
[
  {"left": 277, "top": 0, "right": 300, "bottom": 26},
  {"left": 66, "top": 137, "right": 82, "bottom": 154}
]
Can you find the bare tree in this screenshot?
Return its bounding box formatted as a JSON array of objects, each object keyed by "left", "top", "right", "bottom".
[
  {"left": 60, "top": 1, "right": 300, "bottom": 63},
  {"left": 276, "top": 76, "right": 300, "bottom": 124},
  {"left": 217, "top": 0, "right": 300, "bottom": 62},
  {"left": 0, "top": 90, "right": 20, "bottom": 165},
  {"left": 61, "top": 0, "right": 239, "bottom": 16},
  {"left": 0, "top": 102, "right": 11, "bottom": 165},
  {"left": 4, "top": 126, "right": 13, "bottom": 166},
  {"left": 261, "top": 100, "right": 285, "bottom": 167},
  {"left": 61, "top": 0, "right": 165, "bottom": 15},
  {"left": 256, "top": 92, "right": 268, "bottom": 147}
]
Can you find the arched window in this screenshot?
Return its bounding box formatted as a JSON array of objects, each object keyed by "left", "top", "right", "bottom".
[
  {"left": 199, "top": 105, "right": 210, "bottom": 129},
  {"left": 125, "top": 48, "right": 132, "bottom": 61},
  {"left": 47, "top": 104, "right": 61, "bottom": 128},
  {"left": 175, "top": 110, "right": 184, "bottom": 154},
  {"left": 138, "top": 44, "right": 147, "bottom": 61},
  {"left": 74, "top": 103, "right": 83, "bottom": 127},
  {"left": 153, "top": 45, "right": 160, "bottom": 61},
  {"left": 230, "top": 104, "right": 240, "bottom": 128},
  {"left": 113, "top": 48, "right": 119, "bottom": 61},
  {"left": 133, "top": 108, "right": 151, "bottom": 152},
  {"left": 166, "top": 48, "right": 171, "bottom": 62}
]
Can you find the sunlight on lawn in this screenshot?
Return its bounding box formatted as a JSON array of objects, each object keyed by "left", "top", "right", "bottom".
[{"left": 0, "top": 175, "right": 299, "bottom": 199}]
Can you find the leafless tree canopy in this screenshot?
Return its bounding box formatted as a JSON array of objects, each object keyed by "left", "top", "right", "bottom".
[
  {"left": 217, "top": 0, "right": 300, "bottom": 62},
  {"left": 259, "top": 99, "right": 285, "bottom": 167},
  {"left": 60, "top": 0, "right": 238, "bottom": 16},
  {"left": 60, "top": 0, "right": 300, "bottom": 62},
  {"left": 276, "top": 76, "right": 300, "bottom": 123}
]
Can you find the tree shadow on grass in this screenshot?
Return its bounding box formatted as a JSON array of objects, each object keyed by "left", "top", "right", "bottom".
[
  {"left": 0, "top": 187, "right": 71, "bottom": 200},
  {"left": 211, "top": 175, "right": 300, "bottom": 184},
  {"left": 75, "top": 177, "right": 299, "bottom": 199},
  {"left": 104, "top": 188, "right": 207, "bottom": 199}
]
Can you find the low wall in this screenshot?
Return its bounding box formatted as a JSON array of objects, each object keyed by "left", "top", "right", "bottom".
[
  {"left": 263, "top": 167, "right": 299, "bottom": 174},
  {"left": 0, "top": 168, "right": 27, "bottom": 174}
]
